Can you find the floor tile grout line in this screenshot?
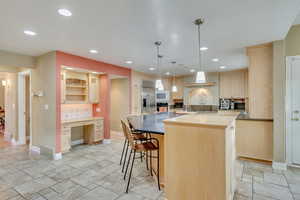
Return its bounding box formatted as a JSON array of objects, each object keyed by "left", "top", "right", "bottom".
[
  {"left": 283, "top": 172, "right": 296, "bottom": 200},
  {"left": 251, "top": 175, "right": 254, "bottom": 200}
]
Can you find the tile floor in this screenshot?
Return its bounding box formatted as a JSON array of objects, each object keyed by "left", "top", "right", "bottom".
[{"left": 0, "top": 133, "right": 299, "bottom": 200}]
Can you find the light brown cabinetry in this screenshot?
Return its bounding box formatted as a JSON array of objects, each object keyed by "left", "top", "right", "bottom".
[
  {"left": 61, "top": 69, "right": 100, "bottom": 104},
  {"left": 61, "top": 118, "right": 104, "bottom": 153},
  {"left": 88, "top": 74, "right": 100, "bottom": 103},
  {"left": 247, "top": 43, "right": 273, "bottom": 119},
  {"left": 236, "top": 119, "right": 273, "bottom": 161},
  {"left": 219, "top": 69, "right": 248, "bottom": 99},
  {"left": 164, "top": 116, "right": 237, "bottom": 200},
  {"left": 64, "top": 71, "right": 89, "bottom": 103},
  {"left": 61, "top": 126, "right": 71, "bottom": 153}
]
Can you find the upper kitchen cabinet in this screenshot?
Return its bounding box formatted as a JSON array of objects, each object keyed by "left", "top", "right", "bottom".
[
  {"left": 64, "top": 71, "right": 89, "bottom": 104},
  {"left": 219, "top": 69, "right": 248, "bottom": 99},
  {"left": 88, "top": 73, "right": 100, "bottom": 104},
  {"left": 247, "top": 43, "right": 273, "bottom": 119},
  {"left": 61, "top": 69, "right": 100, "bottom": 104}
]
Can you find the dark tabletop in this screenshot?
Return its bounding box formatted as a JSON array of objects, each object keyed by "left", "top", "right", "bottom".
[
  {"left": 127, "top": 112, "right": 183, "bottom": 135},
  {"left": 236, "top": 113, "right": 273, "bottom": 122}
]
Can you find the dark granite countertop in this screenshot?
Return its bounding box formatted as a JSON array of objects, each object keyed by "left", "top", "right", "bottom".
[
  {"left": 127, "top": 112, "right": 184, "bottom": 135},
  {"left": 236, "top": 113, "right": 273, "bottom": 122}
]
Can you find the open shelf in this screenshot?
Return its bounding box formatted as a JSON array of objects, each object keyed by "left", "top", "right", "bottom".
[{"left": 65, "top": 76, "right": 88, "bottom": 103}]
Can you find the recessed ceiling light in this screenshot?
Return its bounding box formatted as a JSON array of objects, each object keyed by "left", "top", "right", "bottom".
[
  {"left": 200, "top": 47, "right": 208, "bottom": 51},
  {"left": 125, "top": 60, "right": 133, "bottom": 64},
  {"left": 165, "top": 72, "right": 170, "bottom": 75},
  {"left": 89, "top": 49, "right": 98, "bottom": 54},
  {"left": 220, "top": 66, "right": 226, "bottom": 69},
  {"left": 58, "top": 9, "right": 72, "bottom": 17},
  {"left": 190, "top": 69, "right": 195, "bottom": 73},
  {"left": 212, "top": 58, "right": 219, "bottom": 62},
  {"left": 149, "top": 67, "right": 155, "bottom": 71},
  {"left": 66, "top": 67, "right": 73, "bottom": 70},
  {"left": 24, "top": 30, "right": 37, "bottom": 36}
]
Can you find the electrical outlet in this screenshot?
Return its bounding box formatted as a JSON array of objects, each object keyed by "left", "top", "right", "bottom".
[{"left": 96, "top": 107, "right": 101, "bottom": 112}]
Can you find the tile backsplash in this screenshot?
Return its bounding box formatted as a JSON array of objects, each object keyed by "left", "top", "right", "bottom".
[{"left": 61, "top": 104, "right": 93, "bottom": 121}]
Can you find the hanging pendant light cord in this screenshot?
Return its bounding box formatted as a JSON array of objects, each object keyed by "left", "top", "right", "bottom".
[{"left": 197, "top": 23, "right": 202, "bottom": 71}]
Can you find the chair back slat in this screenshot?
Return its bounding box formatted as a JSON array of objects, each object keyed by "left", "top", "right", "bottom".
[{"left": 121, "top": 120, "right": 135, "bottom": 148}]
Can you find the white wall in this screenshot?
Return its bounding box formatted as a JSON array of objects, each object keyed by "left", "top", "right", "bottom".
[
  {"left": 0, "top": 50, "right": 35, "bottom": 68},
  {"left": 31, "top": 52, "right": 56, "bottom": 154}
]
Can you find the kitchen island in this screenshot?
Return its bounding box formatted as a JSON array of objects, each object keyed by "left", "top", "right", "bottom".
[
  {"left": 128, "top": 112, "right": 239, "bottom": 199},
  {"left": 163, "top": 112, "right": 238, "bottom": 200}
]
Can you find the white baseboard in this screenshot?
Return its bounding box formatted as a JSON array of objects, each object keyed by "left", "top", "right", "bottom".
[
  {"left": 30, "top": 145, "right": 41, "bottom": 154},
  {"left": 11, "top": 138, "right": 23, "bottom": 145},
  {"left": 103, "top": 139, "right": 111, "bottom": 144},
  {"left": 272, "top": 162, "right": 287, "bottom": 171},
  {"left": 53, "top": 152, "right": 62, "bottom": 160},
  {"left": 71, "top": 139, "right": 84, "bottom": 146}
]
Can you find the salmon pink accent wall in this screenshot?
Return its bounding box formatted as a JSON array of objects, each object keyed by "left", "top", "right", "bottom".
[
  {"left": 56, "top": 51, "right": 132, "bottom": 153},
  {"left": 93, "top": 75, "right": 111, "bottom": 139}
]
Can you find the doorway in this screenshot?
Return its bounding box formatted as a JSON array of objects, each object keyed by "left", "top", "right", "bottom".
[
  {"left": 0, "top": 73, "right": 9, "bottom": 148},
  {"left": 110, "top": 75, "right": 129, "bottom": 138},
  {"left": 286, "top": 56, "right": 300, "bottom": 166},
  {"left": 18, "top": 70, "right": 32, "bottom": 146}
]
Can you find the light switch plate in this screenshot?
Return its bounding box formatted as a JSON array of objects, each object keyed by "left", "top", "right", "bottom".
[
  {"left": 96, "top": 108, "right": 101, "bottom": 112},
  {"left": 44, "top": 104, "right": 49, "bottom": 110}
]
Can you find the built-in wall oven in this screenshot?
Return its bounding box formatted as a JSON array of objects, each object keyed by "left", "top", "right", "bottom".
[{"left": 156, "top": 91, "right": 170, "bottom": 112}]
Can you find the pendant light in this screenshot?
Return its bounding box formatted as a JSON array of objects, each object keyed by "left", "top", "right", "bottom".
[
  {"left": 171, "top": 61, "right": 178, "bottom": 92},
  {"left": 155, "top": 41, "right": 164, "bottom": 91},
  {"left": 194, "top": 18, "right": 206, "bottom": 83}
]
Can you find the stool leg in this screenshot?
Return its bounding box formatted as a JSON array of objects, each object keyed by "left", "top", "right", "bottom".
[
  {"left": 120, "top": 139, "right": 127, "bottom": 165},
  {"left": 126, "top": 149, "right": 136, "bottom": 193},
  {"left": 124, "top": 149, "right": 132, "bottom": 180},
  {"left": 146, "top": 150, "right": 149, "bottom": 170},
  {"left": 150, "top": 150, "right": 153, "bottom": 176},
  {"left": 157, "top": 149, "right": 161, "bottom": 191},
  {"left": 122, "top": 142, "right": 129, "bottom": 173}
]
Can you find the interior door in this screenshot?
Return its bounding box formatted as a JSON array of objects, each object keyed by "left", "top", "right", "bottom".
[{"left": 290, "top": 58, "right": 300, "bottom": 164}]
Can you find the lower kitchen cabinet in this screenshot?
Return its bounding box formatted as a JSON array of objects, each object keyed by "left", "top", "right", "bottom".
[
  {"left": 236, "top": 119, "right": 273, "bottom": 161},
  {"left": 61, "top": 118, "right": 104, "bottom": 153}
]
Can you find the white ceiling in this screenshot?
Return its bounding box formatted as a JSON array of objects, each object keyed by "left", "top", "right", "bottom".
[
  {"left": 293, "top": 13, "right": 300, "bottom": 25},
  {"left": 0, "top": 0, "right": 299, "bottom": 75}
]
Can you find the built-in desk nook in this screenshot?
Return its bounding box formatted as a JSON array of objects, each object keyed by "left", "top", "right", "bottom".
[{"left": 61, "top": 117, "right": 104, "bottom": 153}]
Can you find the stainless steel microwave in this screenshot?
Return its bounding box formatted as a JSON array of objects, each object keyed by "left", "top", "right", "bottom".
[{"left": 156, "top": 91, "right": 169, "bottom": 102}]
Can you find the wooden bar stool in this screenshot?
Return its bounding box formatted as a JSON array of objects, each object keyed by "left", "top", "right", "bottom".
[
  {"left": 120, "top": 120, "right": 147, "bottom": 173},
  {"left": 121, "top": 120, "right": 160, "bottom": 193}
]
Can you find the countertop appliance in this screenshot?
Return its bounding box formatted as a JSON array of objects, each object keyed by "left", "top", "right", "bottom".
[
  {"left": 231, "top": 99, "right": 246, "bottom": 110},
  {"left": 219, "top": 98, "right": 231, "bottom": 110}
]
